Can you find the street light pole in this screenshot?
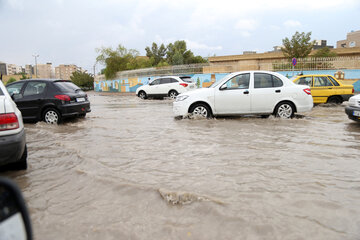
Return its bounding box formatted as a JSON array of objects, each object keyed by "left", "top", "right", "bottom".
[{"left": 32, "top": 54, "right": 39, "bottom": 78}]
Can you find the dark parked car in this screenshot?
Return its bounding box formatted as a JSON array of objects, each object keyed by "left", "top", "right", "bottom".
[{"left": 6, "top": 79, "right": 91, "bottom": 124}]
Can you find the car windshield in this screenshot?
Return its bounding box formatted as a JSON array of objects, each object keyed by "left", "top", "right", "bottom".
[
  {"left": 54, "top": 81, "right": 81, "bottom": 92},
  {"left": 289, "top": 76, "right": 299, "bottom": 81},
  {"left": 209, "top": 74, "right": 232, "bottom": 88}
]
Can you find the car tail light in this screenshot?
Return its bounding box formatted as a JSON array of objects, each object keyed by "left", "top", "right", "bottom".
[
  {"left": 54, "top": 95, "right": 71, "bottom": 101},
  {"left": 0, "top": 113, "right": 19, "bottom": 131},
  {"left": 352, "top": 88, "right": 354, "bottom": 94},
  {"left": 303, "top": 88, "right": 311, "bottom": 95},
  {"left": 180, "top": 83, "right": 188, "bottom": 87}
]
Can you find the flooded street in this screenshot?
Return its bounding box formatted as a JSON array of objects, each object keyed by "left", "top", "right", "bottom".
[{"left": 3, "top": 92, "right": 360, "bottom": 239}]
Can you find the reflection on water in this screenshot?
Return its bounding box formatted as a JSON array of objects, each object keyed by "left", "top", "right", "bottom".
[{"left": 3, "top": 92, "right": 360, "bottom": 239}]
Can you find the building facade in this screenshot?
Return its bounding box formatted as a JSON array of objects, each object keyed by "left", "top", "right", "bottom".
[
  {"left": 337, "top": 30, "right": 360, "bottom": 48},
  {"left": 0, "top": 62, "right": 7, "bottom": 75},
  {"left": 34, "top": 63, "right": 53, "bottom": 79},
  {"left": 55, "top": 64, "right": 78, "bottom": 80}
]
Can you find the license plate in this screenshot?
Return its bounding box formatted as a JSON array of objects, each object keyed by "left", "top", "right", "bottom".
[
  {"left": 353, "top": 111, "right": 360, "bottom": 117},
  {"left": 190, "top": 86, "right": 194, "bottom": 88},
  {"left": 77, "top": 97, "right": 85, "bottom": 102}
]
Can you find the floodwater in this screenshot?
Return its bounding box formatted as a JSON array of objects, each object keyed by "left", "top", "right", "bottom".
[{"left": 3, "top": 92, "right": 360, "bottom": 240}]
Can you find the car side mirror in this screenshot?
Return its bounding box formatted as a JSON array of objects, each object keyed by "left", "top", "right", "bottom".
[
  {"left": 0, "top": 177, "right": 33, "bottom": 240},
  {"left": 219, "top": 85, "right": 227, "bottom": 90}
]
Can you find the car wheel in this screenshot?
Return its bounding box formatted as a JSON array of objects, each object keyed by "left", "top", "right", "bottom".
[
  {"left": 275, "top": 102, "right": 294, "bottom": 118},
  {"left": 43, "top": 108, "right": 61, "bottom": 124},
  {"left": 327, "top": 96, "right": 342, "bottom": 104},
  {"left": 189, "top": 103, "right": 212, "bottom": 119},
  {"left": 13, "top": 145, "right": 27, "bottom": 170},
  {"left": 138, "top": 91, "right": 147, "bottom": 99},
  {"left": 168, "top": 90, "right": 178, "bottom": 99}
]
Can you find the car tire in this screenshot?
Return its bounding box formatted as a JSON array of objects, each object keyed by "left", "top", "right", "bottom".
[
  {"left": 189, "top": 103, "right": 212, "bottom": 119},
  {"left": 138, "top": 91, "right": 147, "bottom": 99},
  {"left": 274, "top": 102, "right": 294, "bottom": 118},
  {"left": 327, "top": 96, "right": 342, "bottom": 104},
  {"left": 13, "top": 145, "right": 27, "bottom": 170},
  {"left": 43, "top": 108, "right": 61, "bottom": 124},
  {"left": 168, "top": 90, "right": 178, "bottom": 99}
]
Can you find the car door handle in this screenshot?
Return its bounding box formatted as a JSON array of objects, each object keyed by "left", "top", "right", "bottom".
[
  {"left": 243, "top": 90, "right": 249, "bottom": 94},
  {"left": 328, "top": 88, "right": 332, "bottom": 89},
  {"left": 275, "top": 90, "right": 281, "bottom": 93}
]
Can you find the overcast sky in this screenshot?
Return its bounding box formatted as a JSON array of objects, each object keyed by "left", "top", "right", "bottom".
[{"left": 0, "top": 0, "right": 359, "bottom": 72}]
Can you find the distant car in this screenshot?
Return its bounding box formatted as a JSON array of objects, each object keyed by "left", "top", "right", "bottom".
[
  {"left": 136, "top": 76, "right": 196, "bottom": 99},
  {"left": 292, "top": 74, "right": 354, "bottom": 104},
  {"left": 345, "top": 94, "right": 360, "bottom": 122},
  {"left": 173, "top": 71, "right": 313, "bottom": 119},
  {"left": 0, "top": 79, "right": 27, "bottom": 169},
  {"left": 6, "top": 79, "right": 91, "bottom": 124}
]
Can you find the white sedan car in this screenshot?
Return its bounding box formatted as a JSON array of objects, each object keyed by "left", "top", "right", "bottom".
[
  {"left": 136, "top": 76, "right": 196, "bottom": 99},
  {"left": 173, "top": 71, "right": 313, "bottom": 119}
]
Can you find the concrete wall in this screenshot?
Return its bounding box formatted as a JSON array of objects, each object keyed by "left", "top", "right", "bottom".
[{"left": 94, "top": 69, "right": 360, "bottom": 93}]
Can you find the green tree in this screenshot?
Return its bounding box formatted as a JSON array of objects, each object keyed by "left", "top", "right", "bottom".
[
  {"left": 165, "top": 40, "right": 207, "bottom": 65},
  {"left": 20, "top": 73, "right": 29, "bottom": 80},
  {"left": 6, "top": 77, "right": 17, "bottom": 85},
  {"left": 70, "top": 71, "right": 94, "bottom": 90},
  {"left": 281, "top": 32, "right": 315, "bottom": 59},
  {"left": 313, "top": 47, "right": 337, "bottom": 58},
  {"left": 96, "top": 44, "right": 140, "bottom": 79},
  {"left": 145, "top": 43, "right": 167, "bottom": 66}
]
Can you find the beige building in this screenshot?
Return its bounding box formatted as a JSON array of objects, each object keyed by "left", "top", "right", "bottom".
[
  {"left": 6, "top": 64, "right": 22, "bottom": 75},
  {"left": 34, "top": 63, "right": 53, "bottom": 79},
  {"left": 55, "top": 64, "right": 79, "bottom": 80},
  {"left": 337, "top": 30, "right": 360, "bottom": 48}
]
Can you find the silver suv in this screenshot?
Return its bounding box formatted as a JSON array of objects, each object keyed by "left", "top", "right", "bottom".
[{"left": 0, "top": 79, "right": 27, "bottom": 170}]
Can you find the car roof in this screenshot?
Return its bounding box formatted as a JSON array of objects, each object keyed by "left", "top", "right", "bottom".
[{"left": 18, "top": 79, "right": 71, "bottom": 82}]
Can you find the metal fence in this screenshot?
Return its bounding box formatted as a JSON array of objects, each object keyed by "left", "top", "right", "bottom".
[{"left": 95, "top": 57, "right": 360, "bottom": 81}]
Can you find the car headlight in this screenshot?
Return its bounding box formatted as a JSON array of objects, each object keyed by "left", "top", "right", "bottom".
[{"left": 176, "top": 95, "right": 189, "bottom": 102}]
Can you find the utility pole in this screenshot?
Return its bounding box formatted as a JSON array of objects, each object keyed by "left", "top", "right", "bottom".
[{"left": 32, "top": 54, "right": 39, "bottom": 78}]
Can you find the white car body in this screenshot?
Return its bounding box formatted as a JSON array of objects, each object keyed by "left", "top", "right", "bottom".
[
  {"left": 136, "top": 76, "right": 196, "bottom": 99},
  {"left": 0, "top": 79, "right": 27, "bottom": 169},
  {"left": 173, "top": 71, "right": 313, "bottom": 118}
]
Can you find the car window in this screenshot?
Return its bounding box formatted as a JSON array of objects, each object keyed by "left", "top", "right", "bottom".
[
  {"left": 273, "top": 76, "right": 283, "bottom": 87},
  {"left": 314, "top": 77, "right": 333, "bottom": 87},
  {"left": 160, "top": 78, "right": 171, "bottom": 84},
  {"left": 170, "top": 78, "right": 179, "bottom": 83},
  {"left": 254, "top": 73, "right": 273, "bottom": 88},
  {"left": 6, "top": 82, "right": 25, "bottom": 95},
  {"left": 23, "top": 82, "right": 47, "bottom": 96},
  {"left": 222, "top": 73, "right": 250, "bottom": 90},
  {"left": 54, "top": 81, "right": 80, "bottom": 92},
  {"left": 150, "top": 79, "right": 160, "bottom": 85},
  {"left": 180, "top": 77, "right": 192, "bottom": 83},
  {"left": 295, "top": 77, "right": 312, "bottom": 86},
  {"left": 328, "top": 76, "right": 340, "bottom": 86},
  {"left": 0, "top": 87, "right": 3, "bottom": 95}
]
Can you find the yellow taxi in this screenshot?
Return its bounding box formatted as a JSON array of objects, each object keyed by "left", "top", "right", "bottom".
[{"left": 292, "top": 74, "right": 354, "bottom": 104}]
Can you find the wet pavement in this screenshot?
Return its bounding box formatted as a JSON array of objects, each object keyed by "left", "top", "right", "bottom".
[{"left": 3, "top": 92, "right": 360, "bottom": 239}]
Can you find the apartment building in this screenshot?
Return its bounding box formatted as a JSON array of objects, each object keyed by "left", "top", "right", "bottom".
[
  {"left": 55, "top": 64, "right": 78, "bottom": 80},
  {"left": 337, "top": 30, "right": 360, "bottom": 48},
  {"left": 7, "top": 64, "right": 23, "bottom": 75},
  {"left": 34, "top": 63, "right": 54, "bottom": 79},
  {"left": 25, "top": 64, "right": 34, "bottom": 76}
]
